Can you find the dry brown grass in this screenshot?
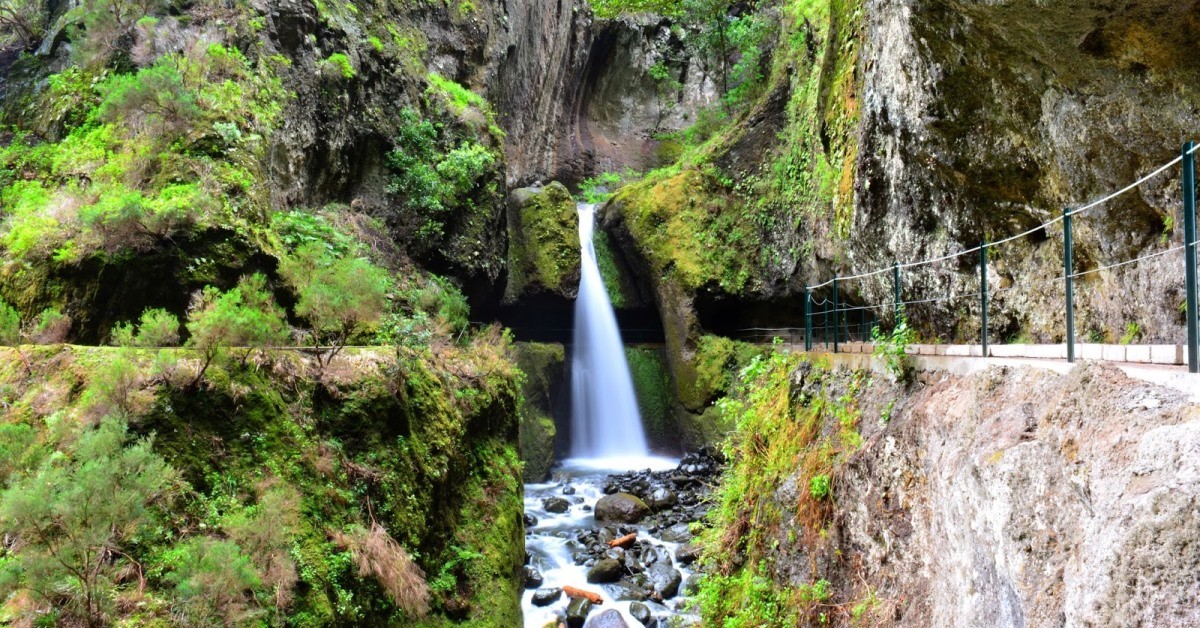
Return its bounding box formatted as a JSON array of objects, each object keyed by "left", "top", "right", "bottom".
[{"left": 333, "top": 523, "right": 430, "bottom": 617}]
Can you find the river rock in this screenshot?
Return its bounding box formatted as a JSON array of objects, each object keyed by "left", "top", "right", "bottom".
[
  {"left": 659, "top": 523, "right": 692, "bottom": 543},
  {"left": 608, "top": 579, "right": 649, "bottom": 601},
  {"left": 646, "top": 487, "right": 677, "bottom": 511},
  {"left": 595, "top": 493, "right": 650, "bottom": 523},
  {"left": 563, "top": 485, "right": 576, "bottom": 495},
  {"left": 585, "top": 609, "right": 630, "bottom": 628},
  {"left": 524, "top": 513, "right": 538, "bottom": 527},
  {"left": 566, "top": 597, "right": 594, "bottom": 628},
  {"left": 629, "top": 601, "right": 654, "bottom": 626},
  {"left": 531, "top": 587, "right": 562, "bottom": 606},
  {"left": 544, "top": 497, "right": 570, "bottom": 513},
  {"left": 646, "top": 563, "right": 682, "bottom": 599},
  {"left": 682, "top": 573, "right": 703, "bottom": 596},
  {"left": 587, "top": 558, "right": 623, "bottom": 583},
  {"left": 523, "top": 565, "right": 544, "bottom": 588},
  {"left": 675, "top": 542, "right": 702, "bottom": 565}
]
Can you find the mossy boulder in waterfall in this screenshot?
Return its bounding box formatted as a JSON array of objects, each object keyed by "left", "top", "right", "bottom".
[
  {"left": 504, "top": 182, "right": 581, "bottom": 303},
  {"left": 625, "top": 345, "right": 675, "bottom": 452}
]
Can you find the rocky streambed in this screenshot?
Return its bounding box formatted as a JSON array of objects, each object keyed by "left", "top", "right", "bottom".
[{"left": 521, "top": 450, "right": 723, "bottom": 627}]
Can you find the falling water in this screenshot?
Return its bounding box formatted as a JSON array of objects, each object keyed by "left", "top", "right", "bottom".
[{"left": 570, "top": 204, "right": 649, "bottom": 460}]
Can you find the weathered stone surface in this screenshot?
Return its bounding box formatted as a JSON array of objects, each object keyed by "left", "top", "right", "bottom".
[
  {"left": 543, "top": 497, "right": 570, "bottom": 513},
  {"left": 585, "top": 609, "right": 630, "bottom": 628},
  {"left": 586, "top": 558, "right": 623, "bottom": 583},
  {"left": 504, "top": 182, "right": 581, "bottom": 304},
  {"left": 594, "top": 493, "right": 650, "bottom": 523},
  {"left": 513, "top": 342, "right": 567, "bottom": 482},
  {"left": 769, "top": 361, "right": 1200, "bottom": 626}
]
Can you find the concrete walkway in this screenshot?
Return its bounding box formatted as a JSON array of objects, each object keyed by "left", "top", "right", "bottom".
[{"left": 794, "top": 344, "right": 1200, "bottom": 402}]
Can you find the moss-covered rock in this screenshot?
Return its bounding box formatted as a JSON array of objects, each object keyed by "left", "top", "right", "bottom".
[
  {"left": 512, "top": 342, "right": 567, "bottom": 481},
  {"left": 625, "top": 345, "right": 674, "bottom": 452},
  {"left": 504, "top": 183, "right": 581, "bottom": 304}
]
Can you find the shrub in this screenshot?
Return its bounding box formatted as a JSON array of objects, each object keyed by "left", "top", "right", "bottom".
[
  {"left": 0, "top": 299, "right": 19, "bottom": 345},
  {"left": 185, "top": 274, "right": 291, "bottom": 384},
  {"left": 163, "top": 537, "right": 262, "bottom": 625},
  {"left": 279, "top": 243, "right": 390, "bottom": 368},
  {"left": 111, "top": 308, "right": 181, "bottom": 347},
  {"left": 96, "top": 62, "right": 201, "bottom": 140},
  {"left": 871, "top": 315, "right": 916, "bottom": 382},
  {"left": 28, "top": 307, "right": 70, "bottom": 344},
  {"left": 808, "top": 474, "right": 831, "bottom": 500},
  {"left": 0, "top": 0, "right": 46, "bottom": 50},
  {"left": 323, "top": 52, "right": 356, "bottom": 79},
  {"left": 0, "top": 417, "right": 179, "bottom": 625}
]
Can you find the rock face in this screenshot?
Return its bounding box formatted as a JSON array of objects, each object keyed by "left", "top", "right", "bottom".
[
  {"left": 594, "top": 493, "right": 651, "bottom": 523},
  {"left": 850, "top": 0, "right": 1200, "bottom": 343},
  {"left": 504, "top": 182, "right": 581, "bottom": 303},
  {"left": 495, "top": 2, "right": 717, "bottom": 186},
  {"left": 733, "top": 359, "right": 1200, "bottom": 625}
]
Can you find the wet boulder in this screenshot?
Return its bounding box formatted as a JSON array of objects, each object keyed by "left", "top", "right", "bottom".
[
  {"left": 646, "top": 487, "right": 678, "bottom": 511},
  {"left": 587, "top": 558, "right": 623, "bottom": 583},
  {"left": 595, "top": 493, "right": 650, "bottom": 523},
  {"left": 586, "top": 609, "right": 630, "bottom": 627},
  {"left": 531, "top": 587, "right": 562, "bottom": 606},
  {"left": 566, "top": 596, "right": 594, "bottom": 628},
  {"left": 659, "top": 523, "right": 692, "bottom": 543},
  {"left": 544, "top": 497, "right": 570, "bottom": 513},
  {"left": 675, "top": 541, "right": 702, "bottom": 565},
  {"left": 629, "top": 601, "right": 654, "bottom": 626},
  {"left": 524, "top": 566, "right": 544, "bottom": 588},
  {"left": 646, "top": 563, "right": 682, "bottom": 599}
]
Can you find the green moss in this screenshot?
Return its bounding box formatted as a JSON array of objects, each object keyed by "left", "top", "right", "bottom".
[
  {"left": 696, "top": 350, "right": 873, "bottom": 625},
  {"left": 611, "top": 169, "right": 757, "bottom": 294},
  {"left": 593, "top": 230, "right": 629, "bottom": 308},
  {"left": 505, "top": 183, "right": 581, "bottom": 301},
  {"left": 512, "top": 342, "right": 565, "bottom": 481},
  {"left": 675, "top": 334, "right": 765, "bottom": 410},
  {"left": 625, "top": 346, "right": 674, "bottom": 450},
  {"left": 324, "top": 52, "right": 356, "bottom": 79},
  {"left": 0, "top": 341, "right": 525, "bottom": 625}
]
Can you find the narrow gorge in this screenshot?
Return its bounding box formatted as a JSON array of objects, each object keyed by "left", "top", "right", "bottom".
[{"left": 0, "top": 0, "right": 1198, "bottom": 626}]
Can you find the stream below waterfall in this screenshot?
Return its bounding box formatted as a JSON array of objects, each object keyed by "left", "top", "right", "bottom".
[{"left": 520, "top": 451, "right": 721, "bottom": 627}]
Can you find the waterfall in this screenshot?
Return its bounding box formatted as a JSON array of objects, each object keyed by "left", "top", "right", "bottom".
[{"left": 570, "top": 204, "right": 649, "bottom": 460}]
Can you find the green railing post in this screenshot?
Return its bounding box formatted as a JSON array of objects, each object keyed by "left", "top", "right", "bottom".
[
  {"left": 804, "top": 285, "right": 812, "bottom": 352},
  {"left": 1064, "top": 208, "right": 1076, "bottom": 363},
  {"left": 833, "top": 277, "right": 840, "bottom": 353},
  {"left": 1183, "top": 141, "right": 1198, "bottom": 373},
  {"left": 980, "top": 241, "right": 988, "bottom": 357},
  {"left": 892, "top": 262, "right": 901, "bottom": 324}
]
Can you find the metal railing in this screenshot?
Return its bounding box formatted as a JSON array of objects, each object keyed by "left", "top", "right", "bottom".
[{"left": 767, "top": 143, "right": 1200, "bottom": 373}]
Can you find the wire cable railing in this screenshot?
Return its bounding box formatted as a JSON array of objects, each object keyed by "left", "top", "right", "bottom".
[{"left": 780, "top": 143, "right": 1200, "bottom": 372}]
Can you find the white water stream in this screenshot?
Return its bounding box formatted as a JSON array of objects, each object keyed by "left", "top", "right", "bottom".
[
  {"left": 522, "top": 457, "right": 692, "bottom": 628},
  {"left": 569, "top": 204, "right": 648, "bottom": 459}
]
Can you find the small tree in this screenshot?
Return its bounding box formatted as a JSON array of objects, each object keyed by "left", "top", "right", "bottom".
[
  {"left": 185, "top": 274, "right": 290, "bottom": 386},
  {"left": 279, "top": 244, "right": 389, "bottom": 371},
  {"left": 0, "top": 417, "right": 179, "bottom": 626},
  {"left": 0, "top": 0, "right": 46, "bottom": 50}
]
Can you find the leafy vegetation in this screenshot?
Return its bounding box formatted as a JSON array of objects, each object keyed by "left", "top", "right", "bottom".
[
  {"left": 184, "top": 273, "right": 291, "bottom": 384},
  {"left": 695, "top": 351, "right": 879, "bottom": 625},
  {"left": 279, "top": 243, "right": 390, "bottom": 369},
  {"left": 871, "top": 315, "right": 916, "bottom": 382}
]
